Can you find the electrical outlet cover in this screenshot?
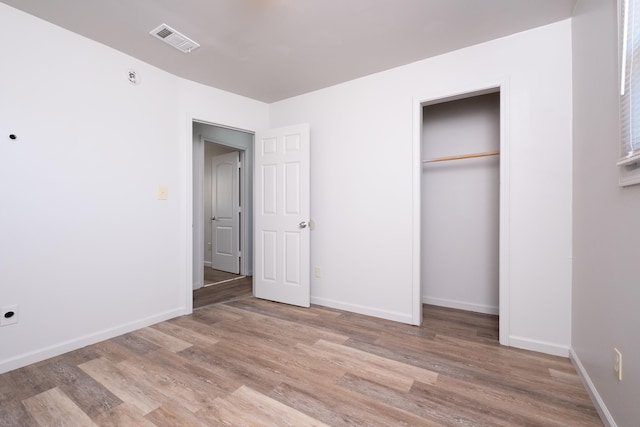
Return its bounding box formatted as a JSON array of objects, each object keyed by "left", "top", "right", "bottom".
[
  {"left": 1, "top": 305, "right": 18, "bottom": 326},
  {"left": 614, "top": 348, "right": 623, "bottom": 381}
]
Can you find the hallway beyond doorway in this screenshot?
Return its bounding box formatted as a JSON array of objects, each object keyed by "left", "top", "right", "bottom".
[
  {"left": 194, "top": 275, "right": 252, "bottom": 308},
  {"left": 203, "top": 267, "right": 245, "bottom": 287}
]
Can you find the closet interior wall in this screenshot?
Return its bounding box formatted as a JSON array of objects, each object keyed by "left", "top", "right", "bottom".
[{"left": 421, "top": 93, "right": 500, "bottom": 315}]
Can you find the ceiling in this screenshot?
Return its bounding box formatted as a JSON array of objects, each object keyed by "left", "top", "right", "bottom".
[{"left": 1, "top": 0, "right": 577, "bottom": 103}]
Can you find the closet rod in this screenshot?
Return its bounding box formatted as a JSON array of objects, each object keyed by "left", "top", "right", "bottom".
[{"left": 422, "top": 151, "right": 500, "bottom": 164}]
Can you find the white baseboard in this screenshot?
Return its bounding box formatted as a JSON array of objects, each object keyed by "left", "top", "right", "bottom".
[
  {"left": 570, "top": 348, "right": 616, "bottom": 427},
  {"left": 422, "top": 296, "right": 498, "bottom": 315},
  {"left": 310, "top": 296, "right": 413, "bottom": 324},
  {"left": 204, "top": 261, "right": 212, "bottom": 268},
  {"left": 508, "top": 335, "right": 569, "bottom": 357},
  {"left": 0, "top": 307, "right": 187, "bottom": 374}
]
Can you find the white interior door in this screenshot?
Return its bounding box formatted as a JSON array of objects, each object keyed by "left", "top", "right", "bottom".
[
  {"left": 254, "top": 124, "right": 310, "bottom": 307},
  {"left": 211, "top": 151, "right": 240, "bottom": 274}
]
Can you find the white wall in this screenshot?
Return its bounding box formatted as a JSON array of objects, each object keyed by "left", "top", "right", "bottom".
[
  {"left": 270, "top": 21, "right": 573, "bottom": 355},
  {"left": 0, "top": 3, "right": 268, "bottom": 373},
  {"left": 421, "top": 94, "right": 500, "bottom": 314},
  {"left": 572, "top": 1, "right": 640, "bottom": 425}
]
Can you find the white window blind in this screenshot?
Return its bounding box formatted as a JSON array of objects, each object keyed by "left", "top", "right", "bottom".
[{"left": 618, "top": 0, "right": 640, "bottom": 184}]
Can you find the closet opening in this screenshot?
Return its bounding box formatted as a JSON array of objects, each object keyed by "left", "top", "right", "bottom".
[{"left": 421, "top": 91, "right": 501, "bottom": 341}]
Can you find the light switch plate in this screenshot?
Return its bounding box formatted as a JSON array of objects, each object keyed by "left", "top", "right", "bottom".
[{"left": 157, "top": 185, "right": 168, "bottom": 200}]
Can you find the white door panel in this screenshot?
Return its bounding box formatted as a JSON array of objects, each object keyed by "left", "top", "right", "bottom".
[
  {"left": 211, "top": 151, "right": 240, "bottom": 274},
  {"left": 254, "top": 124, "right": 310, "bottom": 307}
]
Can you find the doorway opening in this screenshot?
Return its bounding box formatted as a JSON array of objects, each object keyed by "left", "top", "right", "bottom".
[
  {"left": 421, "top": 92, "right": 500, "bottom": 341},
  {"left": 412, "top": 82, "right": 510, "bottom": 346},
  {"left": 192, "top": 121, "right": 254, "bottom": 307}
]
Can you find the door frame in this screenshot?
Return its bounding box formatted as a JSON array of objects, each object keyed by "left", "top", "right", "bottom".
[
  {"left": 191, "top": 120, "right": 254, "bottom": 291},
  {"left": 412, "top": 79, "right": 511, "bottom": 346}
]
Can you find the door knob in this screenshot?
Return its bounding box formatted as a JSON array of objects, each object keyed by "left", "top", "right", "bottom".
[
  {"left": 299, "top": 221, "right": 308, "bottom": 229},
  {"left": 211, "top": 216, "right": 216, "bottom": 221}
]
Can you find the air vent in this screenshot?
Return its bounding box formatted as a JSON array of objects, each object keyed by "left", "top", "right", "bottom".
[{"left": 149, "top": 24, "right": 200, "bottom": 53}]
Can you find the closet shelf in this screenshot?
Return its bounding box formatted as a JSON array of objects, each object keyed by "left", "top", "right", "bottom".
[{"left": 422, "top": 151, "right": 500, "bottom": 164}]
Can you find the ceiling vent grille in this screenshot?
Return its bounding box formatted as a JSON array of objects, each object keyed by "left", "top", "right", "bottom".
[{"left": 149, "top": 24, "right": 200, "bottom": 53}]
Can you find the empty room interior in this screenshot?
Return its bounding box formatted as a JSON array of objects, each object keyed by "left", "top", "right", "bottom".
[{"left": 0, "top": 0, "right": 637, "bottom": 426}]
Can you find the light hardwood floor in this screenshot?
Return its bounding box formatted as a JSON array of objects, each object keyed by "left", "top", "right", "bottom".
[
  {"left": 0, "top": 297, "right": 602, "bottom": 426},
  {"left": 194, "top": 275, "right": 252, "bottom": 308},
  {"left": 202, "top": 268, "right": 245, "bottom": 287}
]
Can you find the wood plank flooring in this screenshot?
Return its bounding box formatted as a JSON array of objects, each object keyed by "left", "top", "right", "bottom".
[
  {"left": 203, "top": 268, "right": 245, "bottom": 287},
  {"left": 0, "top": 298, "right": 602, "bottom": 426},
  {"left": 193, "top": 276, "right": 252, "bottom": 308}
]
